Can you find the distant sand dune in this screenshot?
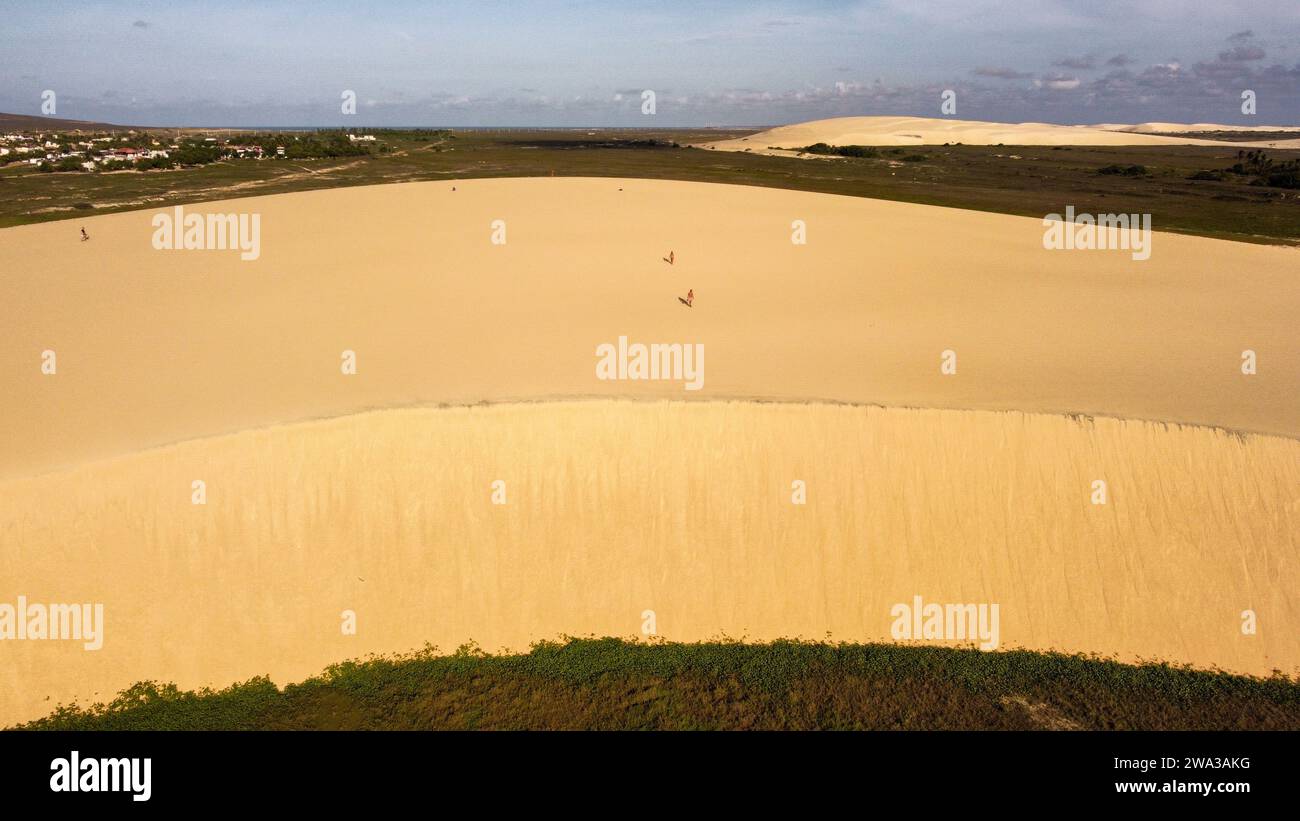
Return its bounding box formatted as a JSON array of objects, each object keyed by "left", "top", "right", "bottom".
[
  {"left": 700, "top": 116, "right": 1300, "bottom": 155},
  {"left": 2, "top": 401, "right": 1297, "bottom": 726},
  {"left": 1098, "top": 122, "right": 1300, "bottom": 135}
]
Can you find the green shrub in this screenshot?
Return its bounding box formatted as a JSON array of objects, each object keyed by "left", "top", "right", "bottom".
[
  {"left": 18, "top": 637, "right": 1300, "bottom": 731},
  {"left": 1098, "top": 164, "right": 1147, "bottom": 176},
  {"left": 801, "top": 143, "right": 880, "bottom": 158}
]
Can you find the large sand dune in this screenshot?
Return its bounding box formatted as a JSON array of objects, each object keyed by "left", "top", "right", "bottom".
[
  {"left": 701, "top": 116, "right": 1300, "bottom": 155},
  {"left": 1, "top": 178, "right": 1296, "bottom": 482},
  {"left": 2, "top": 401, "right": 1297, "bottom": 725},
  {"left": 1, "top": 177, "right": 1297, "bottom": 725}
]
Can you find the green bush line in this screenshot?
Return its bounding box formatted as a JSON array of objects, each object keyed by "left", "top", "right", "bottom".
[
  {"left": 800, "top": 142, "right": 881, "bottom": 158},
  {"left": 15, "top": 638, "right": 1300, "bottom": 731}
]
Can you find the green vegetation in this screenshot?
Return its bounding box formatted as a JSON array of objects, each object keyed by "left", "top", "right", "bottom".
[
  {"left": 231, "top": 131, "right": 377, "bottom": 160},
  {"left": 2, "top": 128, "right": 1298, "bottom": 244},
  {"left": 1268, "top": 167, "right": 1300, "bottom": 189},
  {"left": 801, "top": 142, "right": 881, "bottom": 158},
  {"left": 167, "top": 143, "right": 224, "bottom": 166},
  {"left": 1225, "top": 149, "right": 1300, "bottom": 189},
  {"left": 515, "top": 136, "right": 679, "bottom": 150},
  {"left": 16, "top": 638, "right": 1300, "bottom": 731},
  {"left": 1098, "top": 163, "right": 1148, "bottom": 176},
  {"left": 1159, "top": 130, "right": 1300, "bottom": 143}
]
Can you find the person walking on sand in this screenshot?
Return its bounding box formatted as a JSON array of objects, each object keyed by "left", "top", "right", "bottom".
[
  {"left": 80, "top": 227, "right": 89, "bottom": 242},
  {"left": 678, "top": 288, "right": 694, "bottom": 307},
  {"left": 663, "top": 250, "right": 674, "bottom": 265}
]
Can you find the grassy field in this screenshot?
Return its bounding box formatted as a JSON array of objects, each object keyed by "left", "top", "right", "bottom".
[
  {"left": 17, "top": 637, "right": 1300, "bottom": 730},
  {"left": 2, "top": 128, "right": 1298, "bottom": 244}
]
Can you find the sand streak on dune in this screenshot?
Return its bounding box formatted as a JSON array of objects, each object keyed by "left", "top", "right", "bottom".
[{"left": 1, "top": 400, "right": 1297, "bottom": 726}]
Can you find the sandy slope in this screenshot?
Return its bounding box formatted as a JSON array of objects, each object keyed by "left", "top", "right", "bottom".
[
  {"left": 1, "top": 178, "right": 1297, "bottom": 483},
  {"left": 2, "top": 401, "right": 1297, "bottom": 726},
  {"left": 700, "top": 116, "right": 1300, "bottom": 155},
  {"left": 2, "top": 177, "right": 1297, "bottom": 725}
]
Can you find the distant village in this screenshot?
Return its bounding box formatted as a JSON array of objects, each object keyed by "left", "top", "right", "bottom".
[{"left": 0, "top": 130, "right": 383, "bottom": 173}]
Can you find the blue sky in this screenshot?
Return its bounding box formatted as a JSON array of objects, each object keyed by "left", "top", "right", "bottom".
[{"left": 2, "top": 0, "right": 1298, "bottom": 126}]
